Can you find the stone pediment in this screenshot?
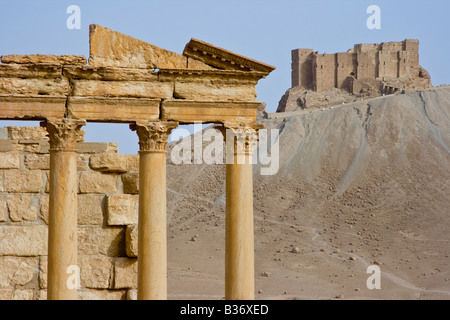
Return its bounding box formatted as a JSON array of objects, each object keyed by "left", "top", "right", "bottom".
[{"left": 183, "top": 38, "right": 276, "bottom": 74}]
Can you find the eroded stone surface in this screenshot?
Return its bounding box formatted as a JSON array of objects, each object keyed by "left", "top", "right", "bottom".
[
  {"left": 106, "top": 194, "right": 138, "bottom": 226},
  {"left": 81, "top": 256, "right": 113, "bottom": 289},
  {"left": 89, "top": 24, "right": 188, "bottom": 69},
  {"left": 79, "top": 171, "right": 117, "bottom": 194},
  {"left": 1, "top": 54, "right": 87, "bottom": 65},
  {"left": 0, "top": 152, "right": 20, "bottom": 169},
  {"left": 7, "top": 194, "right": 39, "bottom": 222},
  {"left": 125, "top": 225, "right": 138, "bottom": 258},
  {"left": 3, "top": 170, "right": 43, "bottom": 193},
  {"left": 78, "top": 227, "right": 124, "bottom": 256},
  {"left": 0, "top": 225, "right": 47, "bottom": 256},
  {"left": 89, "top": 153, "right": 138, "bottom": 173},
  {"left": 113, "top": 258, "right": 137, "bottom": 289}
]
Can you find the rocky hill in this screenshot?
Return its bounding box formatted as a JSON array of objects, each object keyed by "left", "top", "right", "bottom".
[{"left": 165, "top": 86, "right": 450, "bottom": 299}]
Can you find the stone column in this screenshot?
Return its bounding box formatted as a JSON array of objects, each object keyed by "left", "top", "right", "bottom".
[
  {"left": 130, "top": 121, "right": 178, "bottom": 300},
  {"left": 222, "top": 123, "right": 259, "bottom": 300},
  {"left": 42, "top": 118, "right": 85, "bottom": 300}
]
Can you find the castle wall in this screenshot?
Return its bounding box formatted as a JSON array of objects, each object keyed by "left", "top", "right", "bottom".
[
  {"left": 357, "top": 52, "right": 378, "bottom": 79},
  {"left": 291, "top": 39, "right": 422, "bottom": 92},
  {"left": 378, "top": 51, "right": 398, "bottom": 79},
  {"left": 398, "top": 51, "right": 411, "bottom": 78},
  {"left": 314, "top": 54, "right": 336, "bottom": 92},
  {"left": 403, "top": 39, "right": 419, "bottom": 67},
  {"left": 336, "top": 53, "right": 357, "bottom": 89},
  {"left": 291, "top": 49, "right": 314, "bottom": 89}
]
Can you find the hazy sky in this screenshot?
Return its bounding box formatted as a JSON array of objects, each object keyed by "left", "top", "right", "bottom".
[{"left": 1, "top": 0, "right": 449, "bottom": 154}]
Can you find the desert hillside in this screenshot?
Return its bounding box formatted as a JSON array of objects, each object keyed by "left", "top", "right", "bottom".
[{"left": 165, "top": 86, "right": 450, "bottom": 300}]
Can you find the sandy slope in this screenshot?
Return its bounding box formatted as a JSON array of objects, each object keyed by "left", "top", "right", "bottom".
[{"left": 164, "top": 86, "right": 450, "bottom": 300}]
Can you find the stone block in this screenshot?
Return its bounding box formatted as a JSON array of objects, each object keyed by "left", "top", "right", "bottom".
[
  {"left": 0, "top": 225, "right": 48, "bottom": 256},
  {"left": 127, "top": 289, "right": 137, "bottom": 300},
  {"left": 71, "top": 80, "right": 173, "bottom": 99},
  {"left": 79, "top": 171, "right": 117, "bottom": 194},
  {"left": 39, "top": 194, "right": 49, "bottom": 224},
  {"left": 113, "top": 258, "right": 137, "bottom": 289},
  {"left": 122, "top": 173, "right": 139, "bottom": 194},
  {"left": 0, "top": 140, "right": 13, "bottom": 152},
  {"left": 78, "top": 226, "right": 124, "bottom": 256},
  {"left": 79, "top": 289, "right": 125, "bottom": 300},
  {"left": 7, "top": 194, "right": 39, "bottom": 222},
  {"left": 80, "top": 256, "right": 113, "bottom": 289},
  {"left": 0, "top": 197, "right": 6, "bottom": 222},
  {"left": 0, "top": 95, "right": 66, "bottom": 121},
  {"left": 174, "top": 81, "right": 257, "bottom": 101},
  {"left": 77, "top": 154, "right": 89, "bottom": 171},
  {"left": 78, "top": 194, "right": 104, "bottom": 225},
  {"left": 0, "top": 77, "right": 70, "bottom": 96},
  {"left": 1, "top": 54, "right": 87, "bottom": 65},
  {"left": 24, "top": 153, "right": 49, "bottom": 170},
  {"left": 3, "top": 170, "right": 43, "bottom": 193},
  {"left": 0, "top": 289, "right": 13, "bottom": 300},
  {"left": 19, "top": 140, "right": 50, "bottom": 154},
  {"left": 125, "top": 225, "right": 138, "bottom": 258},
  {"left": 37, "top": 290, "right": 47, "bottom": 300},
  {"left": 39, "top": 256, "right": 47, "bottom": 289},
  {"left": 77, "top": 142, "right": 118, "bottom": 154},
  {"left": 89, "top": 24, "right": 187, "bottom": 69},
  {"left": 7, "top": 126, "right": 48, "bottom": 141},
  {"left": 68, "top": 96, "right": 161, "bottom": 123},
  {"left": 0, "top": 257, "right": 38, "bottom": 287},
  {"left": 11, "top": 289, "right": 34, "bottom": 300},
  {"left": 0, "top": 152, "right": 20, "bottom": 169},
  {"left": 161, "top": 100, "right": 260, "bottom": 124},
  {"left": 106, "top": 194, "right": 138, "bottom": 226},
  {"left": 89, "top": 153, "right": 138, "bottom": 173}
]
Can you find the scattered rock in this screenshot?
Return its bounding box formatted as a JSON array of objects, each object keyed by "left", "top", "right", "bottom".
[{"left": 291, "top": 247, "right": 301, "bottom": 254}]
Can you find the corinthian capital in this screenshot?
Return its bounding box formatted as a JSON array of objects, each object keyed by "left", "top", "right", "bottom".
[
  {"left": 221, "top": 122, "right": 263, "bottom": 156},
  {"left": 130, "top": 121, "right": 179, "bottom": 152},
  {"left": 42, "top": 118, "right": 86, "bottom": 152}
]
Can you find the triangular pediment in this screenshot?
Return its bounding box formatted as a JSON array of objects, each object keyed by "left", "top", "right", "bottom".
[{"left": 183, "top": 38, "right": 275, "bottom": 74}]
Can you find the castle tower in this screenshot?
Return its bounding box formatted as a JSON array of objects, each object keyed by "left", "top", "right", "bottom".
[{"left": 291, "top": 49, "right": 314, "bottom": 89}]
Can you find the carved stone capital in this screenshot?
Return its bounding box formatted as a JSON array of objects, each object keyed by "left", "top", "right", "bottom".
[
  {"left": 42, "top": 118, "right": 86, "bottom": 152},
  {"left": 220, "top": 122, "right": 263, "bottom": 156},
  {"left": 130, "top": 121, "right": 179, "bottom": 152}
]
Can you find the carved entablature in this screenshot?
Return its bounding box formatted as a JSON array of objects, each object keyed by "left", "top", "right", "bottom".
[
  {"left": 42, "top": 118, "right": 86, "bottom": 152},
  {"left": 0, "top": 24, "right": 275, "bottom": 127},
  {"left": 130, "top": 121, "right": 179, "bottom": 153}
]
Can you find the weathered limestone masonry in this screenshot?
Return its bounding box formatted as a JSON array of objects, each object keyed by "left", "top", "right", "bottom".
[
  {"left": 0, "top": 126, "right": 139, "bottom": 300},
  {"left": 292, "top": 39, "right": 431, "bottom": 94},
  {"left": 0, "top": 24, "right": 275, "bottom": 300}
]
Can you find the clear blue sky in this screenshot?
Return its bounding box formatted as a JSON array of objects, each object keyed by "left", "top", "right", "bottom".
[{"left": 1, "top": 0, "right": 449, "bottom": 154}]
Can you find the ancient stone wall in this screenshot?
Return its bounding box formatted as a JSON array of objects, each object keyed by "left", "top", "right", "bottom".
[{"left": 0, "top": 126, "right": 140, "bottom": 300}]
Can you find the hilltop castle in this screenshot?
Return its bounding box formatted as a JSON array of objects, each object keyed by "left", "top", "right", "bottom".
[{"left": 291, "top": 39, "right": 431, "bottom": 94}]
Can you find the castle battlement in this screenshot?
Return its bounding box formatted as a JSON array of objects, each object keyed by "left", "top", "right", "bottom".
[{"left": 291, "top": 39, "right": 426, "bottom": 94}]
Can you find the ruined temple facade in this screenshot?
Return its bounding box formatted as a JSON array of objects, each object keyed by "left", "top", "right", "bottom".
[{"left": 291, "top": 39, "right": 429, "bottom": 94}]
